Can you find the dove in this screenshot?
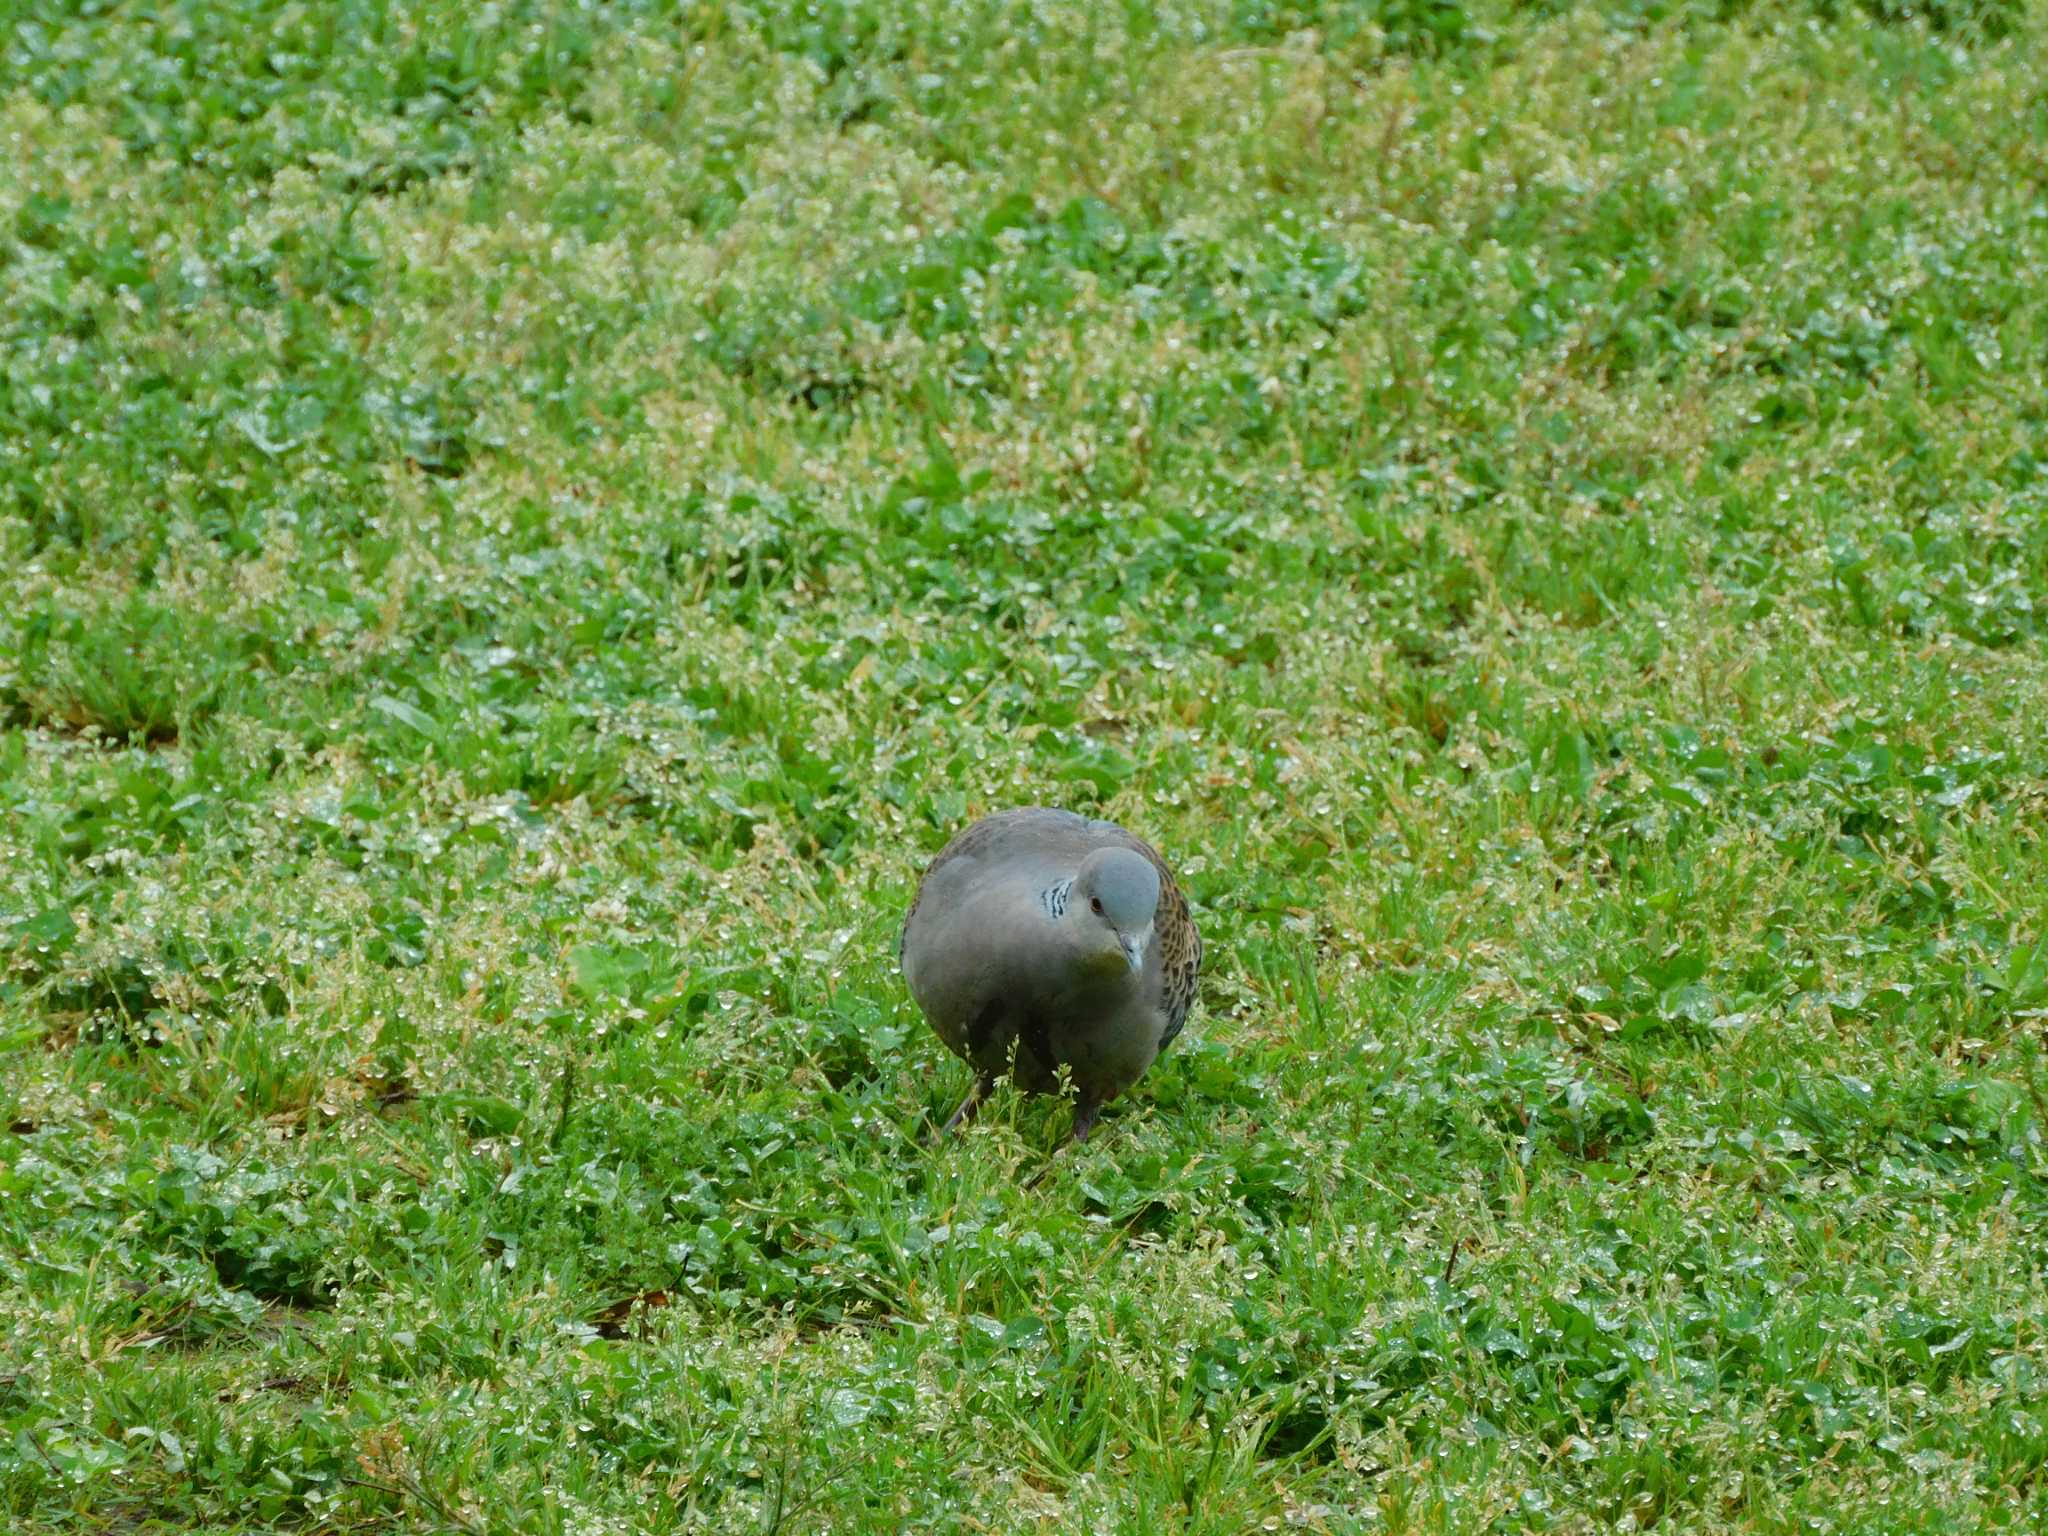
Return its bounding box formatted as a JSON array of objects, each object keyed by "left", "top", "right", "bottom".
[{"left": 899, "top": 808, "right": 1200, "bottom": 1142}]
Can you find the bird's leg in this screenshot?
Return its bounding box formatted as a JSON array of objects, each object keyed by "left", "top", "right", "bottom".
[
  {"left": 1069, "top": 1096, "right": 1101, "bottom": 1145},
  {"left": 937, "top": 1075, "right": 994, "bottom": 1138}
]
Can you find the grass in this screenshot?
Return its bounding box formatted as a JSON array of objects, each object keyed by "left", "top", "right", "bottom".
[{"left": 3, "top": 0, "right": 2047, "bottom": 1529}]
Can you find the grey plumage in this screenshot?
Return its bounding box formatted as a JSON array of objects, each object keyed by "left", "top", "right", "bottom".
[{"left": 899, "top": 808, "right": 1201, "bottom": 1141}]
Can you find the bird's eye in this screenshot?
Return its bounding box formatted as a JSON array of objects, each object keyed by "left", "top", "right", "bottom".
[{"left": 1091, "top": 896, "right": 1104, "bottom": 914}]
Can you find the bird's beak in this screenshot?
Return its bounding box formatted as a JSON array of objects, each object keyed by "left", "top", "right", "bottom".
[{"left": 1119, "top": 929, "right": 1148, "bottom": 973}]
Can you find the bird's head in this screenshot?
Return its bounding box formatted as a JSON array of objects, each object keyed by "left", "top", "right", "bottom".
[{"left": 1070, "top": 848, "right": 1159, "bottom": 978}]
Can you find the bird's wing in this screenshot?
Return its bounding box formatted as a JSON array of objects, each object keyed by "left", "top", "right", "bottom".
[{"left": 1150, "top": 856, "right": 1200, "bottom": 1048}]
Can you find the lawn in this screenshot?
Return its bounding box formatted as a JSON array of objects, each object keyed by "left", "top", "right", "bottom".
[{"left": 3, "top": 0, "right": 2047, "bottom": 1530}]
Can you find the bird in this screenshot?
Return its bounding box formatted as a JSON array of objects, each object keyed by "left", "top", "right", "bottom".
[{"left": 899, "top": 808, "right": 1201, "bottom": 1143}]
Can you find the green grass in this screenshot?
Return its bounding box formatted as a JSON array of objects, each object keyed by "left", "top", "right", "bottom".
[{"left": 3, "top": 0, "right": 2047, "bottom": 1529}]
